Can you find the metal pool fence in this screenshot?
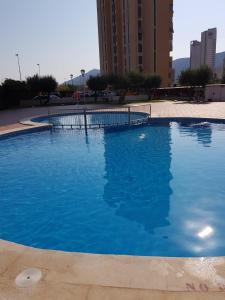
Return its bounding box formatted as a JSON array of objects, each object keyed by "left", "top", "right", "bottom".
[{"left": 48, "top": 104, "right": 151, "bottom": 130}]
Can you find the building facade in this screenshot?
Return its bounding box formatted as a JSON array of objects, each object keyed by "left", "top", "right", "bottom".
[
  {"left": 96, "top": 0, "right": 174, "bottom": 87},
  {"left": 200, "top": 28, "right": 217, "bottom": 70},
  {"left": 190, "top": 28, "right": 217, "bottom": 71},
  {"left": 190, "top": 40, "right": 201, "bottom": 70}
]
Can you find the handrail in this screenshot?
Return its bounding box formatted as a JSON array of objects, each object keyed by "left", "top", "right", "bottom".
[{"left": 48, "top": 104, "right": 151, "bottom": 130}]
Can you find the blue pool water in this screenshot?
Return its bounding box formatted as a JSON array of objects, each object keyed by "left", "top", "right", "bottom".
[{"left": 1, "top": 119, "right": 225, "bottom": 257}]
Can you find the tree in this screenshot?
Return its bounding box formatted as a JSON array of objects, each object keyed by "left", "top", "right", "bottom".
[
  {"left": 127, "top": 72, "right": 145, "bottom": 91},
  {"left": 57, "top": 84, "right": 74, "bottom": 97},
  {"left": 87, "top": 75, "right": 107, "bottom": 101},
  {"left": 116, "top": 76, "right": 130, "bottom": 103},
  {"left": 178, "top": 69, "right": 196, "bottom": 86},
  {"left": 104, "top": 74, "right": 120, "bottom": 89},
  {"left": 0, "top": 79, "right": 30, "bottom": 108},
  {"left": 179, "top": 66, "right": 213, "bottom": 87},
  {"left": 221, "top": 69, "right": 225, "bottom": 84},
  {"left": 0, "top": 85, "right": 2, "bottom": 108},
  {"left": 107, "top": 75, "right": 129, "bottom": 103},
  {"left": 26, "top": 75, "right": 41, "bottom": 96},
  {"left": 144, "top": 75, "right": 162, "bottom": 99},
  {"left": 39, "top": 76, "right": 57, "bottom": 95},
  {"left": 195, "top": 66, "right": 213, "bottom": 87},
  {"left": 26, "top": 75, "right": 57, "bottom": 104}
]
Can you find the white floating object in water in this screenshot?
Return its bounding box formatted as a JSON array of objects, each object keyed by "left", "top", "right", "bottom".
[
  {"left": 198, "top": 226, "right": 214, "bottom": 239},
  {"left": 15, "top": 268, "right": 42, "bottom": 288},
  {"left": 191, "top": 122, "right": 210, "bottom": 127},
  {"left": 139, "top": 133, "right": 146, "bottom": 140}
]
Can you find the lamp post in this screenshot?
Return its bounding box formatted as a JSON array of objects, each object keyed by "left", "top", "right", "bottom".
[
  {"left": 15, "top": 53, "right": 22, "bottom": 81},
  {"left": 37, "top": 64, "right": 40, "bottom": 76},
  {"left": 70, "top": 74, "right": 73, "bottom": 87},
  {"left": 80, "top": 69, "right": 86, "bottom": 105}
]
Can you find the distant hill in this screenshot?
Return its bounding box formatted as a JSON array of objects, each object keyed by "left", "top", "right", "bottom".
[
  {"left": 65, "top": 53, "right": 225, "bottom": 85},
  {"left": 215, "top": 52, "right": 225, "bottom": 68},
  {"left": 173, "top": 51, "right": 225, "bottom": 81},
  {"left": 172, "top": 58, "right": 190, "bottom": 81},
  {"left": 65, "top": 69, "right": 100, "bottom": 86}
]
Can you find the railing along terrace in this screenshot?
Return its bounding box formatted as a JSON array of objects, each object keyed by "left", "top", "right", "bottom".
[{"left": 48, "top": 104, "right": 151, "bottom": 129}]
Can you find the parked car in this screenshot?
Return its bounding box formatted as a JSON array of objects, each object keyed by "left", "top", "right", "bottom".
[
  {"left": 79, "top": 91, "right": 91, "bottom": 97},
  {"left": 50, "top": 92, "right": 61, "bottom": 98},
  {"left": 33, "top": 95, "right": 48, "bottom": 101},
  {"left": 49, "top": 94, "right": 60, "bottom": 100},
  {"left": 33, "top": 94, "right": 60, "bottom": 101}
]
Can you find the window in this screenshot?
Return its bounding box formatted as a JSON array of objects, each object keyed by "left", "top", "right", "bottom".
[
  {"left": 138, "top": 6, "right": 142, "bottom": 18},
  {"left": 138, "top": 43, "right": 142, "bottom": 52},
  {"left": 138, "top": 56, "right": 142, "bottom": 64},
  {"left": 138, "top": 20, "right": 142, "bottom": 29}
]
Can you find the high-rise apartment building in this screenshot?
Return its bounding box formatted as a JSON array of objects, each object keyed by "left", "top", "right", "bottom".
[
  {"left": 190, "top": 28, "right": 217, "bottom": 71},
  {"left": 190, "top": 40, "right": 201, "bottom": 69},
  {"left": 200, "top": 28, "right": 217, "bottom": 70},
  {"left": 97, "top": 0, "right": 174, "bottom": 87}
]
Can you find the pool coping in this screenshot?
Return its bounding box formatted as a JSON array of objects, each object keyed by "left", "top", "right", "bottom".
[
  {"left": 1, "top": 115, "right": 225, "bottom": 297},
  {"left": 0, "top": 114, "right": 51, "bottom": 138},
  {"left": 1, "top": 239, "right": 225, "bottom": 294}
]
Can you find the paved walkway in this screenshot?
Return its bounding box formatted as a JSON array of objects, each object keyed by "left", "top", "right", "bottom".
[
  {"left": 150, "top": 101, "right": 225, "bottom": 119},
  {"left": 1, "top": 101, "right": 225, "bottom": 300}
]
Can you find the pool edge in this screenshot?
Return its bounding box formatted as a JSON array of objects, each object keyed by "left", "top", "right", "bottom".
[{"left": 1, "top": 239, "right": 225, "bottom": 294}]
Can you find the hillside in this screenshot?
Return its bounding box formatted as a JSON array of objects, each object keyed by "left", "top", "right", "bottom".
[
  {"left": 65, "top": 52, "right": 225, "bottom": 85},
  {"left": 173, "top": 51, "right": 225, "bottom": 81},
  {"left": 65, "top": 69, "right": 100, "bottom": 86}
]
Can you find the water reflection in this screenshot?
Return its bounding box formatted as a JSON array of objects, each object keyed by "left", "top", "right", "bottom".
[
  {"left": 103, "top": 124, "right": 173, "bottom": 234},
  {"left": 198, "top": 226, "right": 214, "bottom": 239},
  {"left": 178, "top": 121, "right": 212, "bottom": 147}
]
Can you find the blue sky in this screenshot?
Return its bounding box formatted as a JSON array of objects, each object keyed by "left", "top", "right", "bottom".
[{"left": 0, "top": 0, "right": 224, "bottom": 83}]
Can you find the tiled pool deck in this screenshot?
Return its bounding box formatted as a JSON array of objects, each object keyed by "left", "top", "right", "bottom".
[{"left": 1, "top": 101, "right": 225, "bottom": 299}]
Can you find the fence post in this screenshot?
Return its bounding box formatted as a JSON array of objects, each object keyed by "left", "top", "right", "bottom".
[
  {"left": 128, "top": 107, "right": 131, "bottom": 125},
  {"left": 84, "top": 108, "right": 88, "bottom": 135},
  {"left": 48, "top": 107, "right": 51, "bottom": 124}
]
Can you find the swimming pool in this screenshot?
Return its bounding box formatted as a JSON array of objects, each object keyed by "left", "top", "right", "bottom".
[{"left": 1, "top": 118, "right": 225, "bottom": 257}]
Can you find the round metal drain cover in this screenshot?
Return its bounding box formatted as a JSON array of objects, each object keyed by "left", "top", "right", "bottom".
[{"left": 15, "top": 268, "right": 42, "bottom": 288}]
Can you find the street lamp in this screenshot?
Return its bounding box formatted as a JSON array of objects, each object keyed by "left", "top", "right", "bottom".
[
  {"left": 70, "top": 74, "right": 73, "bottom": 86},
  {"left": 80, "top": 69, "right": 86, "bottom": 105},
  {"left": 37, "top": 64, "right": 40, "bottom": 76},
  {"left": 15, "top": 53, "right": 22, "bottom": 81}
]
